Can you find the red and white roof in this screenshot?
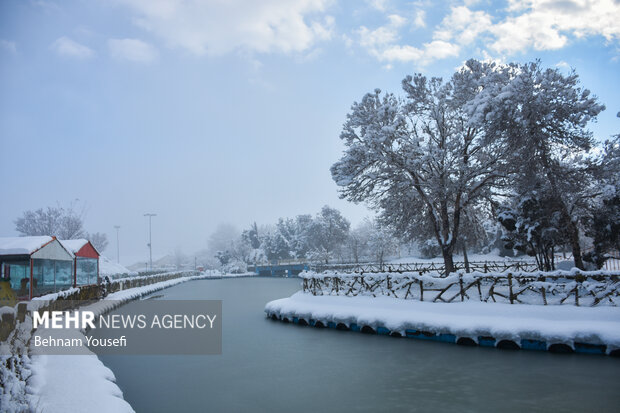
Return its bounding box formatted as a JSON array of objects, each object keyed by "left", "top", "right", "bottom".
[
  {"left": 0, "top": 236, "right": 54, "bottom": 255},
  {"left": 0, "top": 236, "right": 73, "bottom": 261},
  {"left": 59, "top": 239, "right": 100, "bottom": 258}
]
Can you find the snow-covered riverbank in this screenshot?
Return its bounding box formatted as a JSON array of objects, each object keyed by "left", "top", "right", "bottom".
[
  {"left": 265, "top": 292, "right": 620, "bottom": 355},
  {"left": 1, "top": 272, "right": 217, "bottom": 412}
]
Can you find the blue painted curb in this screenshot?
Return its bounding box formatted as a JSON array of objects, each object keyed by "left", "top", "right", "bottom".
[{"left": 267, "top": 312, "right": 614, "bottom": 356}]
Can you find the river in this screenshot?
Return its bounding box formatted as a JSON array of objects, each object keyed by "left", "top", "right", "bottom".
[{"left": 98, "top": 278, "right": 620, "bottom": 412}]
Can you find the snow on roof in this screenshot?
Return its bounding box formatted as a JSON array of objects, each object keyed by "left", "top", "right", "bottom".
[
  {"left": 0, "top": 236, "right": 54, "bottom": 256},
  {"left": 99, "top": 255, "right": 138, "bottom": 277},
  {"left": 59, "top": 239, "right": 89, "bottom": 254}
]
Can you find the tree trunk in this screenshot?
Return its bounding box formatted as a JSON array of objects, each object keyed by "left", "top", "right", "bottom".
[
  {"left": 568, "top": 220, "right": 585, "bottom": 270},
  {"left": 462, "top": 242, "right": 470, "bottom": 273},
  {"left": 539, "top": 145, "right": 585, "bottom": 271},
  {"left": 442, "top": 246, "right": 455, "bottom": 275}
]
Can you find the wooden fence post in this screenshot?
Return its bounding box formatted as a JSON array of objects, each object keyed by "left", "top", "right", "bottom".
[
  {"left": 508, "top": 273, "right": 514, "bottom": 304},
  {"left": 419, "top": 280, "right": 424, "bottom": 301}
]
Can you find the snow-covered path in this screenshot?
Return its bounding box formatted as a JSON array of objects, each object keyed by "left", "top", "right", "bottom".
[
  {"left": 265, "top": 292, "right": 620, "bottom": 352},
  {"left": 28, "top": 353, "right": 134, "bottom": 413},
  {"left": 25, "top": 272, "right": 221, "bottom": 412}
]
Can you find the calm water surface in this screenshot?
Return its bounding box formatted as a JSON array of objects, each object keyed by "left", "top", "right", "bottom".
[{"left": 99, "top": 278, "right": 620, "bottom": 412}]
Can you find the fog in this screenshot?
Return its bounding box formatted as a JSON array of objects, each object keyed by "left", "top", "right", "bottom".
[{"left": 1, "top": 0, "right": 618, "bottom": 267}]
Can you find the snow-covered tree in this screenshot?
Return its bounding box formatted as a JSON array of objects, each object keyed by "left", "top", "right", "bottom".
[
  {"left": 276, "top": 214, "right": 314, "bottom": 259},
  {"left": 15, "top": 204, "right": 86, "bottom": 239},
  {"left": 454, "top": 202, "right": 495, "bottom": 270},
  {"left": 347, "top": 220, "right": 373, "bottom": 263},
  {"left": 87, "top": 232, "right": 108, "bottom": 252},
  {"left": 332, "top": 60, "right": 511, "bottom": 274},
  {"left": 208, "top": 223, "right": 254, "bottom": 270},
  {"left": 499, "top": 192, "right": 569, "bottom": 271},
  {"left": 483, "top": 61, "right": 605, "bottom": 269},
  {"left": 260, "top": 230, "right": 291, "bottom": 262},
  {"left": 346, "top": 218, "right": 399, "bottom": 264},
  {"left": 241, "top": 222, "right": 261, "bottom": 249},
  {"left": 583, "top": 135, "right": 620, "bottom": 267},
  {"left": 367, "top": 220, "right": 399, "bottom": 267},
  {"left": 208, "top": 223, "right": 240, "bottom": 253},
  {"left": 308, "top": 206, "right": 350, "bottom": 264}
]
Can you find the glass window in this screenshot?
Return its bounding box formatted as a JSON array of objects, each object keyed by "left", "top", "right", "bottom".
[
  {"left": 32, "top": 259, "right": 74, "bottom": 297},
  {"left": 1, "top": 261, "right": 29, "bottom": 295},
  {"left": 55, "top": 260, "right": 73, "bottom": 289},
  {"left": 76, "top": 258, "right": 97, "bottom": 285}
]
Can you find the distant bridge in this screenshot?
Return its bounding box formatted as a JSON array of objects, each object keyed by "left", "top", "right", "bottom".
[{"left": 249, "top": 263, "right": 309, "bottom": 277}]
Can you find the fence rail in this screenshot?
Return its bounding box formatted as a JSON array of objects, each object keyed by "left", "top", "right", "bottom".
[
  {"left": 310, "top": 260, "right": 539, "bottom": 276},
  {"left": 301, "top": 270, "right": 620, "bottom": 307}
]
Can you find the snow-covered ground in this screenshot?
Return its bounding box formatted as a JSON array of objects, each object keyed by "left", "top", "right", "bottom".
[
  {"left": 265, "top": 292, "right": 620, "bottom": 352},
  {"left": 21, "top": 271, "right": 217, "bottom": 413},
  {"left": 27, "top": 353, "right": 133, "bottom": 413}
]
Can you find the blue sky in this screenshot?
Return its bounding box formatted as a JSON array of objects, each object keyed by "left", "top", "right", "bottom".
[{"left": 1, "top": 0, "right": 619, "bottom": 265}]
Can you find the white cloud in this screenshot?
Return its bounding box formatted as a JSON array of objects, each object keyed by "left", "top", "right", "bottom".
[
  {"left": 381, "top": 44, "right": 423, "bottom": 62},
  {"left": 355, "top": 0, "right": 620, "bottom": 65},
  {"left": 0, "top": 40, "right": 17, "bottom": 53},
  {"left": 50, "top": 37, "right": 94, "bottom": 59},
  {"left": 440, "top": 0, "right": 620, "bottom": 55},
  {"left": 423, "top": 40, "right": 461, "bottom": 60},
  {"left": 113, "top": 0, "right": 334, "bottom": 56},
  {"left": 413, "top": 10, "right": 426, "bottom": 28},
  {"left": 367, "top": 0, "right": 389, "bottom": 12},
  {"left": 433, "top": 6, "right": 493, "bottom": 45},
  {"left": 108, "top": 38, "right": 158, "bottom": 63},
  {"left": 356, "top": 14, "right": 460, "bottom": 65},
  {"left": 357, "top": 13, "right": 406, "bottom": 53}
]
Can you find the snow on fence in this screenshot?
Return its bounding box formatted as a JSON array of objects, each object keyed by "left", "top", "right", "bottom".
[
  {"left": 0, "top": 271, "right": 200, "bottom": 343},
  {"left": 104, "top": 270, "right": 199, "bottom": 294},
  {"left": 310, "top": 260, "right": 539, "bottom": 275},
  {"left": 301, "top": 270, "right": 620, "bottom": 307}
]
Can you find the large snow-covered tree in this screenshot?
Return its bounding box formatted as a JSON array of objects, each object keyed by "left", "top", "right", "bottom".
[
  {"left": 583, "top": 135, "right": 620, "bottom": 267},
  {"left": 482, "top": 61, "right": 605, "bottom": 269},
  {"left": 15, "top": 205, "right": 86, "bottom": 239},
  {"left": 332, "top": 60, "right": 510, "bottom": 274}
]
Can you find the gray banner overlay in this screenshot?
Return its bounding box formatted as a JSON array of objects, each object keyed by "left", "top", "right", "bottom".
[{"left": 28, "top": 300, "right": 222, "bottom": 355}]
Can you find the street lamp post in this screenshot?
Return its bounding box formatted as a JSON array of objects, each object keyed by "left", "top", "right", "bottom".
[
  {"left": 144, "top": 213, "right": 157, "bottom": 271},
  {"left": 114, "top": 225, "right": 120, "bottom": 263}
]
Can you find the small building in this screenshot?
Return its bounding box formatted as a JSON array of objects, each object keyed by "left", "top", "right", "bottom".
[
  {"left": 0, "top": 236, "right": 74, "bottom": 302},
  {"left": 59, "top": 239, "right": 100, "bottom": 286}
]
